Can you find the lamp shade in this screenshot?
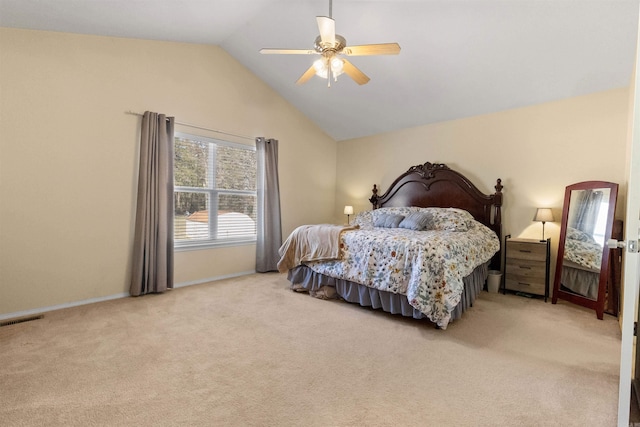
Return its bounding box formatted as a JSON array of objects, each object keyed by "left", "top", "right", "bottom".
[
  {"left": 533, "top": 208, "right": 554, "bottom": 223},
  {"left": 344, "top": 206, "right": 354, "bottom": 215}
]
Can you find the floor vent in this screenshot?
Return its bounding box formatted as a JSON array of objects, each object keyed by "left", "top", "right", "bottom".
[{"left": 0, "top": 314, "right": 44, "bottom": 327}]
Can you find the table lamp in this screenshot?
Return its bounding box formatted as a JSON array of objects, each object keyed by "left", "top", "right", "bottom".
[
  {"left": 344, "top": 205, "right": 354, "bottom": 225},
  {"left": 533, "top": 208, "right": 554, "bottom": 241}
]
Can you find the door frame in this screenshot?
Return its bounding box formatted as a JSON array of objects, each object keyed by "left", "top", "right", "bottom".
[{"left": 618, "top": 10, "right": 640, "bottom": 426}]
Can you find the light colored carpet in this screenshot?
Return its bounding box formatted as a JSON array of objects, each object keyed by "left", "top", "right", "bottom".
[{"left": 0, "top": 273, "right": 621, "bottom": 426}]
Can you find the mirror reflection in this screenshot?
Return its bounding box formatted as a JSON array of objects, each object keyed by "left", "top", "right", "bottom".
[
  {"left": 560, "top": 188, "right": 610, "bottom": 300},
  {"left": 552, "top": 181, "right": 618, "bottom": 320}
]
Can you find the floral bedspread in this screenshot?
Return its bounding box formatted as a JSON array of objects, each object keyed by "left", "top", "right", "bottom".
[
  {"left": 563, "top": 227, "right": 602, "bottom": 271},
  {"left": 304, "top": 218, "right": 499, "bottom": 328}
]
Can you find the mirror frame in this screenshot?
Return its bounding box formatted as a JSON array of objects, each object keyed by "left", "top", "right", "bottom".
[{"left": 551, "top": 181, "right": 618, "bottom": 319}]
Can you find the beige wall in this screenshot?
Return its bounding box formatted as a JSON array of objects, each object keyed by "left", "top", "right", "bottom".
[
  {"left": 0, "top": 28, "right": 337, "bottom": 315},
  {"left": 336, "top": 88, "right": 630, "bottom": 275}
]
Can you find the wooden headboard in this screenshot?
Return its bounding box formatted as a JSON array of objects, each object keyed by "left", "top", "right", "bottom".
[{"left": 369, "top": 162, "right": 503, "bottom": 269}]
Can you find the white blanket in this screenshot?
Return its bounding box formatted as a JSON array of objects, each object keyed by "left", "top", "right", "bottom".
[{"left": 277, "top": 224, "right": 358, "bottom": 273}]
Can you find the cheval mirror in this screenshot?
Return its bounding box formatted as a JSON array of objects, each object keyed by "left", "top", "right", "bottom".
[{"left": 552, "top": 181, "right": 618, "bottom": 319}]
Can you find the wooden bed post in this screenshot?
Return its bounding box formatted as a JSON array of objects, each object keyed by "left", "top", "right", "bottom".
[
  {"left": 369, "top": 184, "right": 379, "bottom": 209},
  {"left": 494, "top": 178, "right": 503, "bottom": 227}
]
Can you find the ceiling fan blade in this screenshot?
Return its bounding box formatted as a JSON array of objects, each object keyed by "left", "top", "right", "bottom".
[
  {"left": 316, "top": 16, "right": 336, "bottom": 45},
  {"left": 342, "top": 43, "right": 401, "bottom": 56},
  {"left": 342, "top": 59, "right": 370, "bottom": 85},
  {"left": 296, "top": 65, "right": 317, "bottom": 85},
  {"left": 260, "top": 48, "right": 316, "bottom": 55}
]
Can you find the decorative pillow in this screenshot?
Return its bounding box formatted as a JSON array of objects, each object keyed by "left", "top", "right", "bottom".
[
  {"left": 418, "top": 207, "right": 473, "bottom": 232},
  {"left": 353, "top": 210, "right": 374, "bottom": 229},
  {"left": 445, "top": 208, "right": 475, "bottom": 222},
  {"left": 371, "top": 206, "right": 420, "bottom": 224},
  {"left": 374, "top": 213, "right": 405, "bottom": 228},
  {"left": 567, "top": 227, "right": 596, "bottom": 243},
  {"left": 398, "top": 212, "right": 433, "bottom": 231}
]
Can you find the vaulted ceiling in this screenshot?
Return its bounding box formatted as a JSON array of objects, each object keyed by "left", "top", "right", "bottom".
[{"left": 1, "top": 0, "right": 638, "bottom": 141}]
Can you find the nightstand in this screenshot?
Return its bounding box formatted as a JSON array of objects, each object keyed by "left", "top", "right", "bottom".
[{"left": 503, "top": 236, "right": 551, "bottom": 301}]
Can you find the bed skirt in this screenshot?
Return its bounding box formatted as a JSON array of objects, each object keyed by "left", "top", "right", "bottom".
[
  {"left": 286, "top": 262, "right": 489, "bottom": 324},
  {"left": 561, "top": 264, "right": 599, "bottom": 300}
]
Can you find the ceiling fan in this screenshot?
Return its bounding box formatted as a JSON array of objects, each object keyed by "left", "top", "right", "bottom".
[{"left": 259, "top": 0, "right": 400, "bottom": 87}]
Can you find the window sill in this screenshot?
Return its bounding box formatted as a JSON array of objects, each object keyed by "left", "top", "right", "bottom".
[{"left": 175, "top": 239, "right": 257, "bottom": 252}]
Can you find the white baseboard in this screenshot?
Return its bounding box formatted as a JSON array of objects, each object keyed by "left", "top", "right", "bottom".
[
  {"left": 0, "top": 292, "right": 129, "bottom": 321},
  {"left": 173, "top": 270, "right": 256, "bottom": 289},
  {"left": 0, "top": 270, "right": 256, "bottom": 321}
]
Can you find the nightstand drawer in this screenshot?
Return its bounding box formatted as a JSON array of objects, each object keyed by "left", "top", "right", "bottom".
[
  {"left": 504, "top": 278, "right": 545, "bottom": 295},
  {"left": 505, "top": 259, "right": 546, "bottom": 281},
  {"left": 506, "top": 241, "right": 546, "bottom": 261}
]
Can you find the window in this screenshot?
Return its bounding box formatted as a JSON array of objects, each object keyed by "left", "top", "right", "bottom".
[{"left": 174, "top": 132, "right": 257, "bottom": 249}]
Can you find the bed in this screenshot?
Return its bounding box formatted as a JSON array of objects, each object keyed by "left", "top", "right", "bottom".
[{"left": 279, "top": 162, "right": 503, "bottom": 329}]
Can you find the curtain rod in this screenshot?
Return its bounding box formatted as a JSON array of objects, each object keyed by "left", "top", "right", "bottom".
[{"left": 125, "top": 111, "right": 254, "bottom": 141}]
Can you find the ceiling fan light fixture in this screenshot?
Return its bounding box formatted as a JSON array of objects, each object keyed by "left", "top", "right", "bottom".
[
  {"left": 313, "top": 58, "right": 328, "bottom": 78},
  {"left": 313, "top": 56, "right": 344, "bottom": 81},
  {"left": 330, "top": 57, "right": 344, "bottom": 75}
]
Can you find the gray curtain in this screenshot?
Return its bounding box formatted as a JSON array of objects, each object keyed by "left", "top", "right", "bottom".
[
  {"left": 573, "top": 189, "right": 603, "bottom": 235},
  {"left": 130, "top": 111, "right": 175, "bottom": 296},
  {"left": 256, "top": 137, "right": 282, "bottom": 272}
]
